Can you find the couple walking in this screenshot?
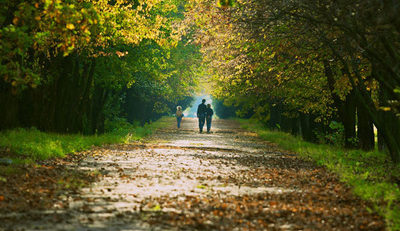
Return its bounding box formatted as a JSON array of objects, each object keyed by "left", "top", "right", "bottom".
[
  {"left": 175, "top": 99, "right": 214, "bottom": 133},
  {"left": 197, "top": 99, "right": 214, "bottom": 133}
]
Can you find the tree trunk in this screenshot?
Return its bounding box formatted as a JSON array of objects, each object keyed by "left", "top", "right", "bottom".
[
  {"left": 300, "top": 113, "right": 317, "bottom": 142},
  {"left": 290, "top": 117, "right": 300, "bottom": 136},
  {"left": 377, "top": 81, "right": 400, "bottom": 161},
  {"left": 343, "top": 90, "right": 357, "bottom": 148},
  {"left": 324, "top": 60, "right": 357, "bottom": 147},
  {"left": 269, "top": 103, "right": 282, "bottom": 130},
  {"left": 357, "top": 103, "right": 375, "bottom": 151},
  {"left": 281, "top": 115, "right": 291, "bottom": 133},
  {"left": 0, "top": 82, "right": 19, "bottom": 130},
  {"left": 378, "top": 128, "right": 386, "bottom": 151},
  {"left": 90, "top": 86, "right": 109, "bottom": 134},
  {"left": 350, "top": 70, "right": 400, "bottom": 162}
]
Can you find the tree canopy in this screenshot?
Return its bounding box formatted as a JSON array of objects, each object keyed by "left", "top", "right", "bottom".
[
  {"left": 183, "top": 0, "right": 400, "bottom": 162},
  {"left": 0, "top": 0, "right": 201, "bottom": 133}
]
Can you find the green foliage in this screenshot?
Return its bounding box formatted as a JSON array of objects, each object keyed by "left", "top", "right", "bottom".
[
  {"left": 0, "top": 0, "right": 99, "bottom": 89},
  {"left": 0, "top": 0, "right": 202, "bottom": 135},
  {"left": 104, "top": 117, "right": 134, "bottom": 133},
  {"left": 239, "top": 119, "right": 400, "bottom": 230},
  {"left": 217, "top": 0, "right": 236, "bottom": 7},
  {"left": 120, "top": 38, "right": 202, "bottom": 123},
  {"left": 316, "top": 121, "right": 345, "bottom": 146},
  {"left": 0, "top": 0, "right": 183, "bottom": 89},
  {"left": 185, "top": 0, "right": 337, "bottom": 121},
  {"left": 212, "top": 97, "right": 237, "bottom": 119},
  {"left": 184, "top": 0, "right": 400, "bottom": 162}
]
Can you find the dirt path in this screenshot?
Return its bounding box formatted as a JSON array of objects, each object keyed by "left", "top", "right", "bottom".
[{"left": 1, "top": 118, "right": 384, "bottom": 230}]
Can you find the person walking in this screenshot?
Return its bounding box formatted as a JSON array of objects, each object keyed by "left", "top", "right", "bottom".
[
  {"left": 176, "top": 106, "right": 184, "bottom": 129},
  {"left": 205, "top": 104, "right": 214, "bottom": 133},
  {"left": 197, "top": 99, "right": 207, "bottom": 133}
]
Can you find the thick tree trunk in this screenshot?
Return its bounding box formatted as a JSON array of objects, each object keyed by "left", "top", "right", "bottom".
[
  {"left": 378, "top": 111, "right": 400, "bottom": 162},
  {"left": 324, "top": 60, "right": 357, "bottom": 148},
  {"left": 269, "top": 103, "right": 282, "bottom": 130},
  {"left": 77, "top": 58, "right": 96, "bottom": 133},
  {"left": 281, "top": 115, "right": 291, "bottom": 133},
  {"left": 357, "top": 104, "right": 375, "bottom": 151},
  {"left": 377, "top": 128, "right": 385, "bottom": 151},
  {"left": 300, "top": 113, "right": 317, "bottom": 142},
  {"left": 343, "top": 90, "right": 357, "bottom": 149},
  {"left": 290, "top": 117, "right": 300, "bottom": 136},
  {"left": 90, "top": 86, "right": 109, "bottom": 134},
  {"left": 0, "top": 82, "right": 19, "bottom": 130},
  {"left": 377, "top": 81, "right": 400, "bottom": 161},
  {"left": 350, "top": 70, "right": 400, "bottom": 162},
  {"left": 324, "top": 60, "right": 342, "bottom": 121}
]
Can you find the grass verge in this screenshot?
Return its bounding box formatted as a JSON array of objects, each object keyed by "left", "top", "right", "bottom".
[
  {"left": 239, "top": 118, "right": 400, "bottom": 230},
  {"left": 0, "top": 117, "right": 170, "bottom": 163}
]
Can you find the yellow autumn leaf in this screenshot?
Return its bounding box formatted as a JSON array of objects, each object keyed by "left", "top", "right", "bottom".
[
  {"left": 12, "top": 17, "right": 19, "bottom": 25},
  {"left": 66, "top": 23, "right": 75, "bottom": 30},
  {"left": 269, "top": 52, "right": 276, "bottom": 58},
  {"left": 380, "top": 107, "right": 391, "bottom": 111}
]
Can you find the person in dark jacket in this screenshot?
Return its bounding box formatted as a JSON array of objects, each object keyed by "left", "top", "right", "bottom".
[
  {"left": 205, "top": 104, "right": 214, "bottom": 133},
  {"left": 197, "top": 99, "right": 207, "bottom": 133}
]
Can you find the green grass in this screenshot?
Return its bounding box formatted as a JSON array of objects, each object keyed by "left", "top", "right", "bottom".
[
  {"left": 0, "top": 117, "right": 170, "bottom": 163},
  {"left": 239, "top": 118, "right": 400, "bottom": 230}
]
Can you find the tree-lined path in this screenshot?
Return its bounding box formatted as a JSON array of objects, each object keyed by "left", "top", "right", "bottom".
[
  {"left": 1, "top": 118, "right": 384, "bottom": 230},
  {"left": 1, "top": 0, "right": 400, "bottom": 229}
]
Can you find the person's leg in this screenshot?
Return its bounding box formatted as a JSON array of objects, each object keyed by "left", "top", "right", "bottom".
[
  {"left": 206, "top": 118, "right": 212, "bottom": 132},
  {"left": 177, "top": 117, "right": 181, "bottom": 128},
  {"left": 199, "top": 116, "right": 205, "bottom": 132},
  {"left": 198, "top": 117, "right": 201, "bottom": 132}
]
